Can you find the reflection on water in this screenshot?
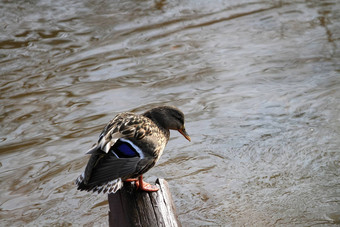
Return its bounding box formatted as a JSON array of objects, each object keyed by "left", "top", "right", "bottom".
[{"left": 1, "top": 0, "right": 339, "bottom": 226}]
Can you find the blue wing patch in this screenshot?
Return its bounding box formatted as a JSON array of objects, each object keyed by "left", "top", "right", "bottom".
[{"left": 112, "top": 140, "right": 139, "bottom": 158}]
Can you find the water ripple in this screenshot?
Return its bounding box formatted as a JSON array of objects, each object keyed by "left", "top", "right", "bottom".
[{"left": 1, "top": 0, "right": 339, "bottom": 226}]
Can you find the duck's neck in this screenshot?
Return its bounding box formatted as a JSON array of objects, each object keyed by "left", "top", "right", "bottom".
[
  {"left": 143, "top": 110, "right": 164, "bottom": 128},
  {"left": 143, "top": 110, "right": 170, "bottom": 139}
]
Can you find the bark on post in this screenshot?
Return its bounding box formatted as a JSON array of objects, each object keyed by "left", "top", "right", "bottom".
[{"left": 108, "top": 178, "right": 181, "bottom": 227}]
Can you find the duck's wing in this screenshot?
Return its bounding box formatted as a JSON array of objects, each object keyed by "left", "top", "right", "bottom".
[
  {"left": 86, "top": 112, "right": 153, "bottom": 154},
  {"left": 77, "top": 144, "right": 155, "bottom": 193},
  {"left": 76, "top": 112, "right": 155, "bottom": 192}
]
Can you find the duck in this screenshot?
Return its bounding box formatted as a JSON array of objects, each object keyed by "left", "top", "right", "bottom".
[{"left": 76, "top": 105, "right": 191, "bottom": 194}]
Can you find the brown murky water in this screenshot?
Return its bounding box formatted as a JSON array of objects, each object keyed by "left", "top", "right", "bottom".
[{"left": 1, "top": 0, "right": 340, "bottom": 226}]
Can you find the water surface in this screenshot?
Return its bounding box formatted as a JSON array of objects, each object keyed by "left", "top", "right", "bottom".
[{"left": 1, "top": 0, "right": 340, "bottom": 226}]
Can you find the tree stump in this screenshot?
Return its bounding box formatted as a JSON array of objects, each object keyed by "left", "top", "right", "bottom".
[{"left": 108, "top": 178, "right": 181, "bottom": 227}]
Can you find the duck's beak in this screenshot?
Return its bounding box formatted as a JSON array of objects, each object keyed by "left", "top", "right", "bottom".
[{"left": 178, "top": 128, "right": 191, "bottom": 142}]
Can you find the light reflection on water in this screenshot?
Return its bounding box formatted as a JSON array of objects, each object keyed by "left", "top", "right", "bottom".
[{"left": 1, "top": 0, "right": 340, "bottom": 226}]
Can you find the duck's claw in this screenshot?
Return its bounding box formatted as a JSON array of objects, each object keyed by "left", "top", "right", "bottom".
[
  {"left": 135, "top": 175, "right": 159, "bottom": 192},
  {"left": 136, "top": 181, "right": 159, "bottom": 192}
]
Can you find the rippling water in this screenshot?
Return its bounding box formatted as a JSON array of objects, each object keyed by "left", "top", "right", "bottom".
[{"left": 1, "top": 0, "right": 339, "bottom": 226}]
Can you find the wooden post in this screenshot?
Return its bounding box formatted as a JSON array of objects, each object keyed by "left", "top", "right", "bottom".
[{"left": 108, "top": 178, "right": 181, "bottom": 227}]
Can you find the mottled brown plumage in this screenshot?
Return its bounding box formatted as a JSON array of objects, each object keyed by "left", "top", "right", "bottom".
[{"left": 76, "top": 106, "right": 190, "bottom": 194}]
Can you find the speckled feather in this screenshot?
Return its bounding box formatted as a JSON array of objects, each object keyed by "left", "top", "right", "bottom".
[{"left": 76, "top": 106, "right": 187, "bottom": 194}]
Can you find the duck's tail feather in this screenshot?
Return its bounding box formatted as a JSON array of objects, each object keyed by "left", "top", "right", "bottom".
[{"left": 76, "top": 173, "right": 123, "bottom": 194}]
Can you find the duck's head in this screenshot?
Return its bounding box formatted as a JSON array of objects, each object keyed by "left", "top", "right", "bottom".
[{"left": 143, "top": 106, "right": 191, "bottom": 142}]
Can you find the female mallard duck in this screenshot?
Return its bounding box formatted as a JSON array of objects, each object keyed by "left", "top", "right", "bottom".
[{"left": 76, "top": 106, "right": 190, "bottom": 194}]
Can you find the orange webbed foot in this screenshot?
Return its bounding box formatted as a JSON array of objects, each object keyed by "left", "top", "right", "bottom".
[
  {"left": 124, "top": 178, "right": 138, "bottom": 182},
  {"left": 135, "top": 175, "right": 159, "bottom": 192}
]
